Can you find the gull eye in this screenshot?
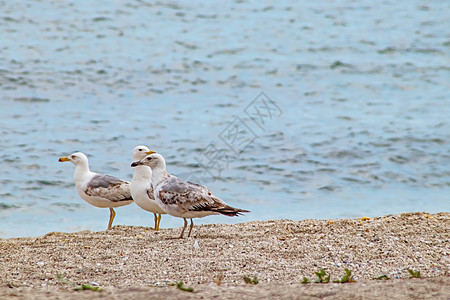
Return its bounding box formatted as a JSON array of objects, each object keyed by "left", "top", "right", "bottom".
[{"left": 138, "top": 148, "right": 143, "bottom": 151}]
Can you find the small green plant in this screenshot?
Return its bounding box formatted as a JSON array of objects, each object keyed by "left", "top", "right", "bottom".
[
  {"left": 173, "top": 282, "right": 194, "bottom": 292},
  {"left": 56, "top": 272, "right": 71, "bottom": 285},
  {"left": 408, "top": 269, "right": 421, "bottom": 278},
  {"left": 301, "top": 277, "right": 310, "bottom": 284},
  {"left": 57, "top": 273, "right": 101, "bottom": 291},
  {"left": 243, "top": 275, "right": 259, "bottom": 285},
  {"left": 315, "top": 269, "right": 330, "bottom": 283},
  {"left": 74, "top": 284, "right": 101, "bottom": 291},
  {"left": 372, "top": 275, "right": 391, "bottom": 280},
  {"left": 333, "top": 269, "right": 355, "bottom": 283}
]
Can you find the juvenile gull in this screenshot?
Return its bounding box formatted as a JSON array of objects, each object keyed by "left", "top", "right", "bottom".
[
  {"left": 130, "top": 146, "right": 166, "bottom": 231},
  {"left": 59, "top": 152, "right": 133, "bottom": 230},
  {"left": 131, "top": 153, "right": 249, "bottom": 238}
]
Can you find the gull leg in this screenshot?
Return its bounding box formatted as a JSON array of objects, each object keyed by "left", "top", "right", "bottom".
[
  {"left": 108, "top": 208, "right": 116, "bottom": 230},
  {"left": 153, "top": 213, "right": 158, "bottom": 231},
  {"left": 156, "top": 213, "right": 162, "bottom": 231},
  {"left": 179, "top": 218, "right": 188, "bottom": 238},
  {"left": 187, "top": 218, "right": 194, "bottom": 238}
]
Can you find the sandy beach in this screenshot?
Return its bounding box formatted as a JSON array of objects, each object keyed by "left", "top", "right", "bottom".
[{"left": 1, "top": 212, "right": 449, "bottom": 299}]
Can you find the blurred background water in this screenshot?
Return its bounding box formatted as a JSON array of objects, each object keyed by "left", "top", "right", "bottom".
[{"left": 0, "top": 0, "right": 449, "bottom": 238}]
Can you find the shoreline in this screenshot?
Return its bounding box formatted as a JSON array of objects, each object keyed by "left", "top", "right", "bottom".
[{"left": 1, "top": 212, "right": 449, "bottom": 299}]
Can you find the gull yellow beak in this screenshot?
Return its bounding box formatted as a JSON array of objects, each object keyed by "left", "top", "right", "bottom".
[
  {"left": 145, "top": 150, "right": 156, "bottom": 155},
  {"left": 59, "top": 157, "right": 70, "bottom": 162}
]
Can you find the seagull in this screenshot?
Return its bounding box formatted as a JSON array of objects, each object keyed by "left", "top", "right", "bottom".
[
  {"left": 131, "top": 153, "right": 249, "bottom": 238},
  {"left": 59, "top": 152, "right": 133, "bottom": 230},
  {"left": 130, "top": 146, "right": 166, "bottom": 231}
]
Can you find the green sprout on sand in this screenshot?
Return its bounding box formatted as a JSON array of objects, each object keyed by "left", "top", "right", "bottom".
[
  {"left": 302, "top": 269, "right": 355, "bottom": 284},
  {"left": 372, "top": 275, "right": 391, "bottom": 280},
  {"left": 408, "top": 269, "right": 421, "bottom": 278},
  {"left": 315, "top": 269, "right": 330, "bottom": 283},
  {"left": 57, "top": 272, "right": 101, "bottom": 291},
  {"left": 301, "top": 277, "right": 310, "bottom": 284},
  {"left": 74, "top": 284, "right": 101, "bottom": 291},
  {"left": 243, "top": 275, "right": 259, "bottom": 285},
  {"left": 171, "top": 282, "right": 195, "bottom": 292},
  {"left": 56, "top": 272, "right": 71, "bottom": 285},
  {"left": 333, "top": 268, "right": 355, "bottom": 283}
]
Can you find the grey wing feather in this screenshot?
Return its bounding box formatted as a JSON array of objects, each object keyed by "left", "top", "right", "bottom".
[
  {"left": 159, "top": 176, "right": 226, "bottom": 210},
  {"left": 85, "top": 174, "right": 132, "bottom": 202},
  {"left": 162, "top": 177, "right": 207, "bottom": 194}
]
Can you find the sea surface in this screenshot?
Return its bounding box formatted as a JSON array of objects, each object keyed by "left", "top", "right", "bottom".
[{"left": 0, "top": 0, "right": 449, "bottom": 238}]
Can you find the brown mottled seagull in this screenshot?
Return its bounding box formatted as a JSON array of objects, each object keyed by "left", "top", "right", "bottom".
[
  {"left": 131, "top": 152, "right": 249, "bottom": 238},
  {"left": 59, "top": 152, "right": 133, "bottom": 230}
]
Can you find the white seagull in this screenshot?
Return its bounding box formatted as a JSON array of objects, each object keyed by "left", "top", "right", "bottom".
[
  {"left": 131, "top": 153, "right": 249, "bottom": 238},
  {"left": 59, "top": 152, "right": 133, "bottom": 230},
  {"left": 130, "top": 146, "right": 166, "bottom": 231}
]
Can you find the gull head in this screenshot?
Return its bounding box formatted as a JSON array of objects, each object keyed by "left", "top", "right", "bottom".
[
  {"left": 132, "top": 145, "right": 152, "bottom": 161},
  {"left": 58, "top": 152, "right": 88, "bottom": 166},
  {"left": 131, "top": 153, "right": 164, "bottom": 170}
]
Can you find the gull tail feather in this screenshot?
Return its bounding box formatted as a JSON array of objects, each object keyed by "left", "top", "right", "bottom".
[{"left": 212, "top": 205, "right": 250, "bottom": 217}]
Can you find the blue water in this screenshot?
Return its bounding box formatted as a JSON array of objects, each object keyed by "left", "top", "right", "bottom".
[{"left": 1, "top": 0, "right": 449, "bottom": 238}]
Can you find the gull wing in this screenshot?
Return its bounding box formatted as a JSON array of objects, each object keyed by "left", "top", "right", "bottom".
[
  {"left": 85, "top": 174, "right": 133, "bottom": 202},
  {"left": 158, "top": 176, "right": 228, "bottom": 212}
]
